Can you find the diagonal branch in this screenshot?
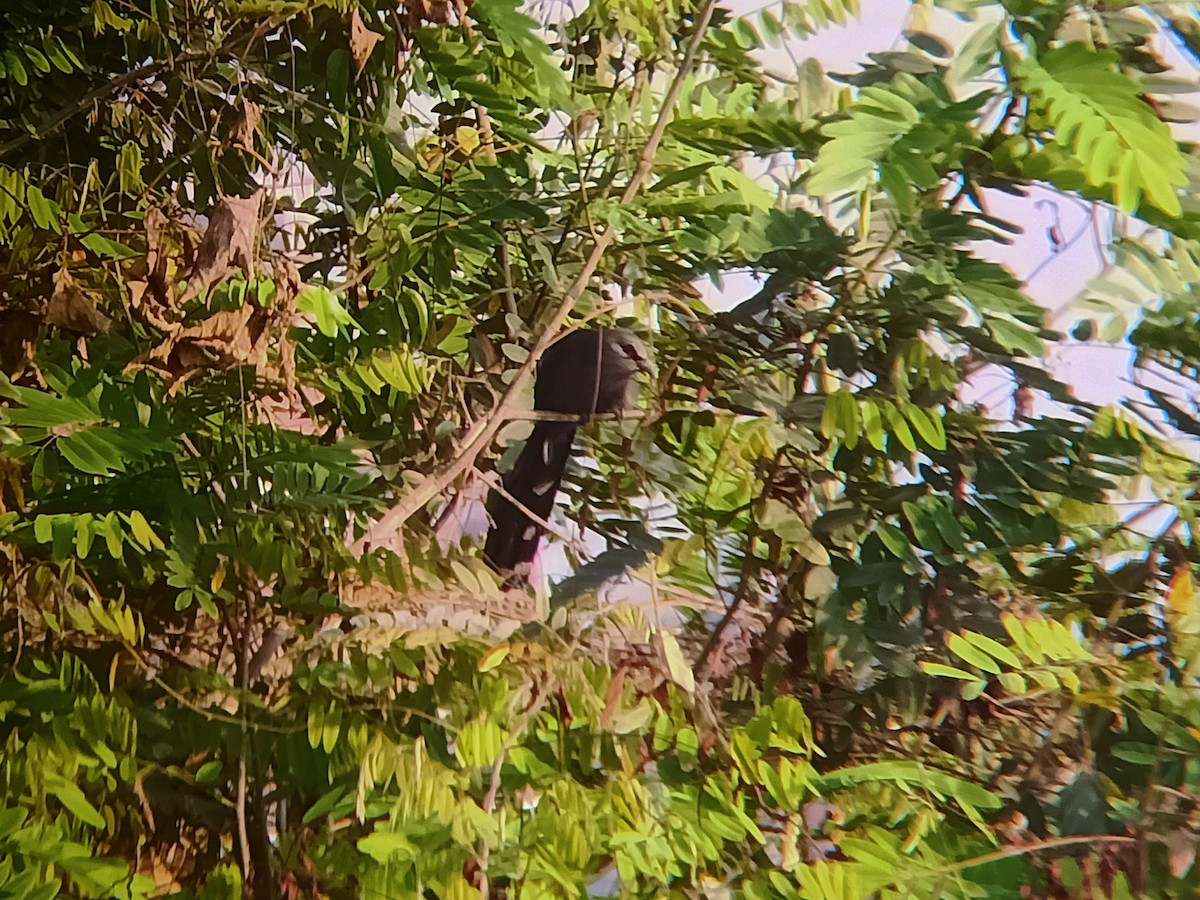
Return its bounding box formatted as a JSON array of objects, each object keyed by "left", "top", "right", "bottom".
[{"left": 353, "top": 0, "right": 720, "bottom": 553}]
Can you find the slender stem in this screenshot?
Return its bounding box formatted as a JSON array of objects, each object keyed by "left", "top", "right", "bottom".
[{"left": 235, "top": 599, "right": 252, "bottom": 885}]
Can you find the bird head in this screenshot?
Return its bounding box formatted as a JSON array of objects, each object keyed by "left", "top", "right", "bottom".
[{"left": 606, "top": 328, "right": 656, "bottom": 379}]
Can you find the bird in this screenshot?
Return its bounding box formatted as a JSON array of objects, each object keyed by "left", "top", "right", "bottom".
[{"left": 483, "top": 327, "right": 653, "bottom": 581}]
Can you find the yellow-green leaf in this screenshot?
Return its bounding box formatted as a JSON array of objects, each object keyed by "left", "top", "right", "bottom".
[
  {"left": 948, "top": 632, "right": 1001, "bottom": 674},
  {"left": 478, "top": 643, "right": 510, "bottom": 672},
  {"left": 660, "top": 631, "right": 695, "bottom": 693}
]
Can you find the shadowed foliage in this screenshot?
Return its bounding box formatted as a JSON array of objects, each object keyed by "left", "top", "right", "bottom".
[{"left": 3, "top": 0, "right": 1200, "bottom": 897}]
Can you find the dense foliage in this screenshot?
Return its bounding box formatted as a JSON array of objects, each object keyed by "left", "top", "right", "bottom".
[{"left": 4, "top": 0, "right": 1200, "bottom": 896}]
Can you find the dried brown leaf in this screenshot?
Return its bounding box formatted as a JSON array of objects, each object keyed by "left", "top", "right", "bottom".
[
  {"left": 145, "top": 205, "right": 166, "bottom": 259},
  {"left": 129, "top": 249, "right": 302, "bottom": 393},
  {"left": 180, "top": 306, "right": 269, "bottom": 372},
  {"left": 143, "top": 206, "right": 169, "bottom": 301},
  {"left": 231, "top": 99, "right": 261, "bottom": 149},
  {"left": 273, "top": 256, "right": 301, "bottom": 314},
  {"left": 599, "top": 666, "right": 627, "bottom": 728},
  {"left": 513, "top": 784, "right": 541, "bottom": 811},
  {"left": 127, "top": 304, "right": 269, "bottom": 388},
  {"left": 126, "top": 279, "right": 148, "bottom": 309},
  {"left": 403, "top": 0, "right": 452, "bottom": 29},
  {"left": 46, "top": 268, "right": 110, "bottom": 335},
  {"left": 273, "top": 257, "right": 302, "bottom": 391},
  {"left": 350, "top": 8, "right": 383, "bottom": 76},
  {"left": 129, "top": 206, "right": 182, "bottom": 327},
  {"left": 180, "top": 192, "right": 262, "bottom": 304}
]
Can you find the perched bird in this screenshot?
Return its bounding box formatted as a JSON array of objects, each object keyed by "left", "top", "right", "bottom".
[{"left": 484, "top": 327, "right": 653, "bottom": 580}]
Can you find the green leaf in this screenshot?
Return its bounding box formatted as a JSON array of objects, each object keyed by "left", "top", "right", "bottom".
[
  {"left": 473, "top": 0, "right": 569, "bottom": 104},
  {"left": 358, "top": 830, "right": 415, "bottom": 862},
  {"left": 947, "top": 632, "right": 1001, "bottom": 674},
  {"left": 1014, "top": 42, "right": 1187, "bottom": 217},
  {"left": 928, "top": 503, "right": 965, "bottom": 551},
  {"left": 22, "top": 43, "right": 50, "bottom": 74},
  {"left": 57, "top": 430, "right": 119, "bottom": 476},
  {"left": 960, "top": 630, "right": 1021, "bottom": 669},
  {"left": 307, "top": 703, "right": 324, "bottom": 750},
  {"left": 861, "top": 400, "right": 885, "bottom": 451},
  {"left": 1002, "top": 613, "right": 1045, "bottom": 664},
  {"left": 883, "top": 401, "right": 916, "bottom": 452},
  {"left": 45, "top": 774, "right": 106, "bottom": 828},
  {"left": 78, "top": 230, "right": 135, "bottom": 259},
  {"left": 0, "top": 805, "right": 27, "bottom": 840},
  {"left": 812, "top": 760, "right": 1002, "bottom": 811},
  {"left": 117, "top": 142, "right": 144, "bottom": 194},
  {"left": 456, "top": 718, "right": 504, "bottom": 768},
  {"left": 877, "top": 521, "right": 917, "bottom": 563},
  {"left": 303, "top": 785, "right": 351, "bottom": 824},
  {"left": 920, "top": 661, "right": 977, "bottom": 680},
  {"left": 961, "top": 679, "right": 986, "bottom": 701},
  {"left": 321, "top": 701, "right": 341, "bottom": 754},
  {"left": 821, "top": 390, "right": 860, "bottom": 446},
  {"left": 124, "top": 510, "right": 165, "bottom": 550},
  {"left": 478, "top": 643, "right": 509, "bottom": 672},
  {"left": 326, "top": 48, "right": 350, "bottom": 110},
  {"left": 987, "top": 318, "right": 1043, "bottom": 357},
  {"left": 661, "top": 630, "right": 696, "bottom": 693},
  {"left": 299, "top": 285, "right": 354, "bottom": 336},
  {"left": 901, "top": 501, "right": 942, "bottom": 551},
  {"left": 43, "top": 33, "right": 74, "bottom": 73},
  {"left": 902, "top": 403, "right": 946, "bottom": 450},
  {"left": 34, "top": 514, "right": 54, "bottom": 543},
  {"left": 4, "top": 50, "right": 27, "bottom": 86},
  {"left": 997, "top": 671, "right": 1027, "bottom": 694},
  {"left": 25, "top": 185, "right": 59, "bottom": 230},
  {"left": 74, "top": 514, "right": 95, "bottom": 558}
]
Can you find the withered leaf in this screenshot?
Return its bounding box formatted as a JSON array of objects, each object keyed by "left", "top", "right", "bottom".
[
  {"left": 231, "top": 99, "right": 261, "bottom": 150},
  {"left": 131, "top": 205, "right": 179, "bottom": 327},
  {"left": 126, "top": 279, "right": 148, "bottom": 310},
  {"left": 144, "top": 206, "right": 167, "bottom": 287},
  {"left": 127, "top": 304, "right": 271, "bottom": 390},
  {"left": 350, "top": 8, "right": 382, "bottom": 77},
  {"left": 273, "top": 257, "right": 302, "bottom": 392},
  {"left": 273, "top": 256, "right": 302, "bottom": 314},
  {"left": 513, "top": 783, "right": 541, "bottom": 811},
  {"left": 126, "top": 279, "right": 175, "bottom": 332},
  {"left": 175, "top": 305, "right": 268, "bottom": 365},
  {"left": 47, "top": 268, "right": 111, "bottom": 335},
  {"left": 180, "top": 191, "right": 262, "bottom": 304},
  {"left": 407, "top": 0, "right": 452, "bottom": 26}
]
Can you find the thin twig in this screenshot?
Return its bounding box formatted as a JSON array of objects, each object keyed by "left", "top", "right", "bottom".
[
  {"left": 501, "top": 408, "right": 648, "bottom": 423},
  {"left": 476, "top": 747, "right": 507, "bottom": 898},
  {"left": 235, "top": 598, "right": 253, "bottom": 887},
  {"left": 931, "top": 833, "right": 1137, "bottom": 878}
]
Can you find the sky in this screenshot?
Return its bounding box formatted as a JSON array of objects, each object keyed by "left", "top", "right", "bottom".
[{"left": 710, "top": 0, "right": 1200, "bottom": 430}]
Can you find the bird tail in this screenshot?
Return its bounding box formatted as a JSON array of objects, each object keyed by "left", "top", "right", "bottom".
[{"left": 484, "top": 422, "right": 577, "bottom": 577}]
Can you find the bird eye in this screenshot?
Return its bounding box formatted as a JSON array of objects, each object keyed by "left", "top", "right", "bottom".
[{"left": 620, "top": 342, "right": 642, "bottom": 360}]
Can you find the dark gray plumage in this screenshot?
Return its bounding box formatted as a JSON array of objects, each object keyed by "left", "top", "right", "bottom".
[{"left": 484, "top": 327, "right": 652, "bottom": 579}]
